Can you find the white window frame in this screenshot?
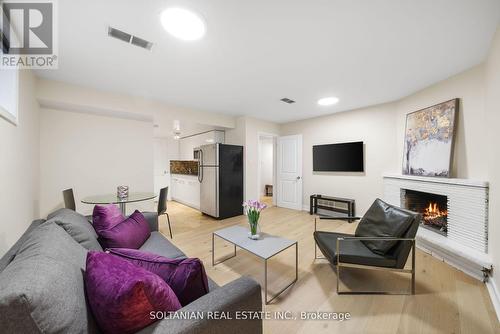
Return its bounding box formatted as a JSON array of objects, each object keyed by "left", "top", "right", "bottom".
[{"left": 0, "top": 67, "right": 19, "bottom": 126}]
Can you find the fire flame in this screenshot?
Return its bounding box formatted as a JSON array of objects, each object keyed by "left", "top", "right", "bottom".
[{"left": 424, "top": 202, "right": 447, "bottom": 219}]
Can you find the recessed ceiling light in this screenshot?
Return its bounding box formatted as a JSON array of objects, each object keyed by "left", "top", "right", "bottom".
[
  {"left": 317, "top": 96, "right": 339, "bottom": 106},
  {"left": 160, "top": 8, "right": 206, "bottom": 41}
]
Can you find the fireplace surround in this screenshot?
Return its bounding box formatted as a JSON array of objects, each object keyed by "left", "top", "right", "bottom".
[{"left": 383, "top": 173, "right": 491, "bottom": 281}]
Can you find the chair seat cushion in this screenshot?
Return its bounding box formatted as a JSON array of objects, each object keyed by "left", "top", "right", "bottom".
[
  {"left": 85, "top": 251, "right": 181, "bottom": 334},
  {"left": 314, "top": 231, "right": 397, "bottom": 268},
  {"left": 140, "top": 232, "right": 186, "bottom": 259},
  {"left": 107, "top": 248, "right": 209, "bottom": 306},
  {"left": 355, "top": 198, "right": 414, "bottom": 255}
]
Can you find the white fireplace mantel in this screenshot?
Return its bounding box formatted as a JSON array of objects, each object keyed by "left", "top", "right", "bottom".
[
  {"left": 383, "top": 173, "right": 489, "bottom": 188},
  {"left": 383, "top": 173, "right": 491, "bottom": 281}
]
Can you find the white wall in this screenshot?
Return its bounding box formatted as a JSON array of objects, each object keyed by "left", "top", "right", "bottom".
[
  {"left": 396, "top": 65, "right": 488, "bottom": 179},
  {"left": 259, "top": 137, "right": 274, "bottom": 196},
  {"left": 153, "top": 137, "right": 179, "bottom": 200},
  {"left": 178, "top": 130, "right": 225, "bottom": 160},
  {"left": 226, "top": 116, "right": 280, "bottom": 201},
  {"left": 0, "top": 71, "right": 40, "bottom": 255},
  {"left": 280, "top": 58, "right": 491, "bottom": 216},
  {"left": 281, "top": 103, "right": 398, "bottom": 214},
  {"left": 39, "top": 108, "right": 154, "bottom": 217},
  {"left": 484, "top": 26, "right": 500, "bottom": 315},
  {"left": 36, "top": 79, "right": 236, "bottom": 131}
]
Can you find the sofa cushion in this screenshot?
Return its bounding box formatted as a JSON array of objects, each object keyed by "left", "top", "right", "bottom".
[
  {"left": 107, "top": 248, "right": 209, "bottom": 306},
  {"left": 85, "top": 251, "right": 181, "bottom": 334},
  {"left": 314, "top": 231, "right": 397, "bottom": 268},
  {"left": 0, "top": 223, "right": 99, "bottom": 333},
  {"left": 140, "top": 232, "right": 186, "bottom": 259},
  {"left": 46, "top": 208, "right": 102, "bottom": 251},
  {"left": 92, "top": 204, "right": 125, "bottom": 234},
  {"left": 354, "top": 198, "right": 414, "bottom": 255},
  {"left": 96, "top": 210, "right": 151, "bottom": 249},
  {"left": 0, "top": 219, "right": 45, "bottom": 273}
]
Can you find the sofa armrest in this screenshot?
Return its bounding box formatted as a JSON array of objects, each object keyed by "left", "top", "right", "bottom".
[
  {"left": 137, "top": 276, "right": 263, "bottom": 334},
  {"left": 141, "top": 212, "right": 159, "bottom": 232}
]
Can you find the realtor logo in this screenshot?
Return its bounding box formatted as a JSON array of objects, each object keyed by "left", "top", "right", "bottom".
[{"left": 1, "top": 0, "right": 58, "bottom": 69}]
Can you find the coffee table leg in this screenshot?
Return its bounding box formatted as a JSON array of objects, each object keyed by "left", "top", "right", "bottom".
[
  {"left": 265, "top": 242, "right": 299, "bottom": 304},
  {"left": 212, "top": 234, "right": 237, "bottom": 266},
  {"left": 264, "top": 259, "right": 268, "bottom": 304}
]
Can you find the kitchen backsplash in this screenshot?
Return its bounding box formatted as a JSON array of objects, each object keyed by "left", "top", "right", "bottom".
[{"left": 170, "top": 160, "right": 199, "bottom": 175}]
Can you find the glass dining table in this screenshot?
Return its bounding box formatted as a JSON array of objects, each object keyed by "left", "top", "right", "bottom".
[{"left": 81, "top": 192, "right": 157, "bottom": 215}]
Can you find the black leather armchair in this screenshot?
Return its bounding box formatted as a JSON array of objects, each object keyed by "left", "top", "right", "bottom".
[{"left": 314, "top": 199, "right": 421, "bottom": 295}]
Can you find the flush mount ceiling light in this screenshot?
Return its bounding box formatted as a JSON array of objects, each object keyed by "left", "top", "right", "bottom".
[
  {"left": 160, "top": 8, "right": 206, "bottom": 41},
  {"left": 317, "top": 96, "right": 339, "bottom": 106}
]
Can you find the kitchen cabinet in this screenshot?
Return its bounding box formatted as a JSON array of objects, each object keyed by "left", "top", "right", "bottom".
[
  {"left": 179, "top": 130, "right": 225, "bottom": 160},
  {"left": 170, "top": 174, "right": 200, "bottom": 209}
]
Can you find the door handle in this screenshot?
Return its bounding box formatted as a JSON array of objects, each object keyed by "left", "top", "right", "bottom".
[{"left": 296, "top": 176, "right": 301, "bottom": 180}]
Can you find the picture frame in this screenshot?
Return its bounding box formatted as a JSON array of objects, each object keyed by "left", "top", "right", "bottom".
[{"left": 402, "top": 99, "right": 458, "bottom": 177}]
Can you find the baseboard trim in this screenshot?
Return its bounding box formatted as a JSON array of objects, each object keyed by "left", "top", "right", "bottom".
[{"left": 486, "top": 278, "right": 500, "bottom": 322}]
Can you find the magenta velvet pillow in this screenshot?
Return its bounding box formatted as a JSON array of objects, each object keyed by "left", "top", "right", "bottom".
[
  {"left": 95, "top": 210, "right": 151, "bottom": 249},
  {"left": 107, "top": 248, "right": 209, "bottom": 306},
  {"left": 92, "top": 204, "right": 125, "bottom": 234},
  {"left": 84, "top": 251, "right": 181, "bottom": 334}
]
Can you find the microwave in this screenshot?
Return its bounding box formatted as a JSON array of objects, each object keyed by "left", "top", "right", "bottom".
[{"left": 193, "top": 147, "right": 201, "bottom": 160}]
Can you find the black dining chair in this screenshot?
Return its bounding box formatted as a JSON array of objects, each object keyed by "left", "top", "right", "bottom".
[
  {"left": 62, "top": 188, "right": 76, "bottom": 211},
  {"left": 158, "top": 187, "right": 173, "bottom": 238},
  {"left": 62, "top": 188, "right": 93, "bottom": 223}
]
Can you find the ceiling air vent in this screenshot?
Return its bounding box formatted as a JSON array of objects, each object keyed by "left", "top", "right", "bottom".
[
  {"left": 108, "top": 27, "right": 153, "bottom": 51},
  {"left": 280, "top": 98, "right": 296, "bottom": 104}
]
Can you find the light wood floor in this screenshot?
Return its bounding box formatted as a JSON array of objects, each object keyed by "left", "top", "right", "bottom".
[{"left": 160, "top": 201, "right": 499, "bottom": 334}]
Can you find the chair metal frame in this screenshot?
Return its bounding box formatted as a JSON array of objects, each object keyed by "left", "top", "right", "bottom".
[
  {"left": 157, "top": 187, "right": 173, "bottom": 238},
  {"left": 314, "top": 216, "right": 416, "bottom": 295},
  {"left": 336, "top": 236, "right": 416, "bottom": 295}
]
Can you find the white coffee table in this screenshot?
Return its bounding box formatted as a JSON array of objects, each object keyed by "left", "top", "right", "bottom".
[{"left": 212, "top": 225, "right": 298, "bottom": 304}]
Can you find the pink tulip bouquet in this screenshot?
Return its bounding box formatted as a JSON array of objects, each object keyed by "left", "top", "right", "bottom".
[{"left": 243, "top": 200, "right": 267, "bottom": 239}]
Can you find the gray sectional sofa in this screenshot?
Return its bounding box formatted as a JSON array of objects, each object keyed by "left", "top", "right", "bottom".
[{"left": 0, "top": 208, "right": 263, "bottom": 334}]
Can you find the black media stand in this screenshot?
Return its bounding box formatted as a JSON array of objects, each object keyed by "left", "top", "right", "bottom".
[{"left": 309, "top": 194, "right": 355, "bottom": 217}]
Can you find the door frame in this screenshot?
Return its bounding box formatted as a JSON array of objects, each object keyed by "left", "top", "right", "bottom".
[{"left": 257, "top": 132, "right": 278, "bottom": 206}]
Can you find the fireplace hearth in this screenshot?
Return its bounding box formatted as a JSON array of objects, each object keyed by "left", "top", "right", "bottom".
[{"left": 403, "top": 189, "right": 448, "bottom": 236}]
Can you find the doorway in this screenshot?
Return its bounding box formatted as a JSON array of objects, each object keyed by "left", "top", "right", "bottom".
[
  {"left": 153, "top": 137, "right": 179, "bottom": 201},
  {"left": 258, "top": 133, "right": 277, "bottom": 207}
]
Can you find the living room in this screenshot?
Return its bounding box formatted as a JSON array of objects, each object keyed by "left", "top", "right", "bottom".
[{"left": 1, "top": 1, "right": 500, "bottom": 333}]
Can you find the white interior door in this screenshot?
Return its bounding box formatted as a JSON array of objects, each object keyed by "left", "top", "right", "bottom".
[
  {"left": 153, "top": 138, "right": 170, "bottom": 199},
  {"left": 277, "top": 134, "right": 303, "bottom": 210}
]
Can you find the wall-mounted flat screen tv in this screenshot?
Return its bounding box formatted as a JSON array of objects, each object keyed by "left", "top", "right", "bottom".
[{"left": 313, "top": 141, "right": 364, "bottom": 172}]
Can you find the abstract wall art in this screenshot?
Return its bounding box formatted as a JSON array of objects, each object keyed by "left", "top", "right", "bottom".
[{"left": 402, "top": 99, "right": 458, "bottom": 177}]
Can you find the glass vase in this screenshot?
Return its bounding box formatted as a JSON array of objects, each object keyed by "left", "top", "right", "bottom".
[{"left": 248, "top": 218, "right": 260, "bottom": 240}]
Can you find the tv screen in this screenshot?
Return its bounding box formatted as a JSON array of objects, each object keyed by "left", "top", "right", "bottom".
[{"left": 313, "top": 141, "right": 364, "bottom": 172}]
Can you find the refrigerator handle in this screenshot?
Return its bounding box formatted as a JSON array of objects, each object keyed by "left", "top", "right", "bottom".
[{"left": 198, "top": 149, "right": 203, "bottom": 183}]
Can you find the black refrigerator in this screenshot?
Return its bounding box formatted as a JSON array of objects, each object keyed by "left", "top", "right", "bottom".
[{"left": 197, "top": 143, "right": 243, "bottom": 219}]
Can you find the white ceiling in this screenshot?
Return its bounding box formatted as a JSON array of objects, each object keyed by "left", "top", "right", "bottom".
[{"left": 35, "top": 0, "right": 500, "bottom": 123}]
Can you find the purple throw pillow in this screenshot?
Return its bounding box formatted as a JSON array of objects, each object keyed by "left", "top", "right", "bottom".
[
  {"left": 107, "top": 248, "right": 209, "bottom": 306},
  {"left": 95, "top": 210, "right": 151, "bottom": 249},
  {"left": 84, "top": 251, "right": 181, "bottom": 334},
  {"left": 92, "top": 204, "right": 125, "bottom": 234}
]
